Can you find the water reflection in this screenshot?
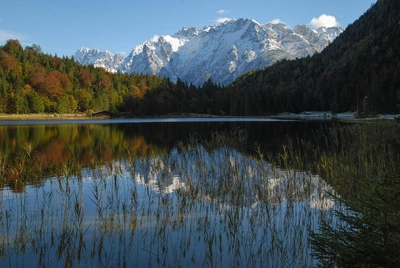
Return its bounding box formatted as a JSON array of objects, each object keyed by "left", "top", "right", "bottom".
[
  {"left": 0, "top": 143, "right": 337, "bottom": 267},
  {"left": 0, "top": 120, "right": 340, "bottom": 267},
  {"left": 131, "top": 146, "right": 335, "bottom": 210},
  {"left": 0, "top": 120, "right": 330, "bottom": 190}
]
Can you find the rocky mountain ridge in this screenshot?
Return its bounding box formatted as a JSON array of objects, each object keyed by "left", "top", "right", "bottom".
[{"left": 74, "top": 18, "right": 343, "bottom": 85}]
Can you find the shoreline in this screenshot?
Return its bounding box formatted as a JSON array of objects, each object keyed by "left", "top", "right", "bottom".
[
  {"left": 0, "top": 113, "right": 90, "bottom": 120},
  {"left": 0, "top": 112, "right": 397, "bottom": 122}
]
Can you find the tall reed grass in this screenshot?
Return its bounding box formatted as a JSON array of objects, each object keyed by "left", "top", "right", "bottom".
[
  {"left": 273, "top": 122, "right": 399, "bottom": 199},
  {"left": 0, "top": 127, "right": 339, "bottom": 267},
  {"left": 4, "top": 122, "right": 396, "bottom": 267},
  {"left": 273, "top": 121, "right": 400, "bottom": 266}
]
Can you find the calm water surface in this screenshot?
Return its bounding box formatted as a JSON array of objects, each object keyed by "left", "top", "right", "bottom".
[{"left": 0, "top": 118, "right": 340, "bottom": 267}]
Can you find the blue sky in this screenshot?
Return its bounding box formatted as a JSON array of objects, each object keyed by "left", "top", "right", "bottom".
[{"left": 0, "top": 0, "right": 377, "bottom": 57}]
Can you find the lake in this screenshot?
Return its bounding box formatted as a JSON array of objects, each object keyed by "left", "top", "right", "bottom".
[{"left": 0, "top": 118, "right": 340, "bottom": 267}]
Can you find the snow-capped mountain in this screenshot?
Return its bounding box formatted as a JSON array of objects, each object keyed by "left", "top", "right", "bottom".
[
  {"left": 74, "top": 18, "right": 343, "bottom": 85},
  {"left": 73, "top": 48, "right": 125, "bottom": 73}
]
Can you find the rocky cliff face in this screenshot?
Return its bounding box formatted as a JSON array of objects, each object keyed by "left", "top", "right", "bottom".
[
  {"left": 74, "top": 18, "right": 343, "bottom": 85},
  {"left": 73, "top": 48, "right": 125, "bottom": 73}
]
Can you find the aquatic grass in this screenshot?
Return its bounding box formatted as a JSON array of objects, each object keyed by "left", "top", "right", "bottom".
[
  {"left": 273, "top": 122, "right": 400, "bottom": 199},
  {"left": 268, "top": 122, "right": 400, "bottom": 266},
  {"left": 0, "top": 128, "right": 343, "bottom": 267}
]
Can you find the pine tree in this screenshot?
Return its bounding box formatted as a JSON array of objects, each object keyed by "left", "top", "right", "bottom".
[{"left": 310, "top": 173, "right": 400, "bottom": 267}]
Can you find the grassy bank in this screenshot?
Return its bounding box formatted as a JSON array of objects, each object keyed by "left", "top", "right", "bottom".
[
  {"left": 0, "top": 113, "right": 90, "bottom": 120},
  {"left": 1, "top": 112, "right": 398, "bottom": 122}
]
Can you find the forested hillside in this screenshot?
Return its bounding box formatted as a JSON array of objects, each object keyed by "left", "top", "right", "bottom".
[
  {"left": 231, "top": 0, "right": 400, "bottom": 115},
  {"left": 0, "top": 0, "right": 398, "bottom": 116},
  {"left": 0, "top": 40, "right": 225, "bottom": 115}
]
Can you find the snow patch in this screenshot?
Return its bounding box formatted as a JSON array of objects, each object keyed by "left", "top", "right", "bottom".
[{"left": 74, "top": 18, "right": 343, "bottom": 85}]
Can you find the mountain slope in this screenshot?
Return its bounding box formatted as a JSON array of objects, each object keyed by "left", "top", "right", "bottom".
[
  {"left": 231, "top": 0, "right": 400, "bottom": 114},
  {"left": 74, "top": 19, "right": 343, "bottom": 85},
  {"left": 73, "top": 48, "right": 125, "bottom": 73}
]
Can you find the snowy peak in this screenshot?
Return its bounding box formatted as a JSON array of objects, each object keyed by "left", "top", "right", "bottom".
[
  {"left": 74, "top": 18, "right": 344, "bottom": 85},
  {"left": 73, "top": 47, "right": 125, "bottom": 73},
  {"left": 316, "top": 26, "right": 344, "bottom": 41},
  {"left": 174, "top": 26, "right": 200, "bottom": 39},
  {"left": 293, "top": 25, "right": 319, "bottom": 43}
]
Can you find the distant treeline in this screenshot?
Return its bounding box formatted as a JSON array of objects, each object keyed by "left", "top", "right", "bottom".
[{"left": 0, "top": 1, "right": 399, "bottom": 116}]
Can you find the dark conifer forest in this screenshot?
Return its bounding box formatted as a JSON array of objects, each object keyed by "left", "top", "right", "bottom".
[
  {"left": 0, "top": 0, "right": 399, "bottom": 116},
  {"left": 231, "top": 0, "right": 400, "bottom": 115}
]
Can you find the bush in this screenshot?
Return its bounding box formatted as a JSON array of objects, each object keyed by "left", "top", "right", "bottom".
[{"left": 86, "top": 109, "right": 94, "bottom": 117}]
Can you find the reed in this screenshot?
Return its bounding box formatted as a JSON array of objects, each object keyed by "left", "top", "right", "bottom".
[
  {"left": 272, "top": 121, "right": 400, "bottom": 266},
  {"left": 274, "top": 122, "right": 399, "bottom": 199},
  {"left": 0, "top": 127, "right": 357, "bottom": 267}
]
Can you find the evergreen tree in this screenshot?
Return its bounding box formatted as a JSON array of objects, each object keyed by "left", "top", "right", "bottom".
[{"left": 311, "top": 173, "right": 400, "bottom": 267}]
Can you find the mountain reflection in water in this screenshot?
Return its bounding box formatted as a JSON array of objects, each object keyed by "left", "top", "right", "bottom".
[{"left": 0, "top": 120, "right": 340, "bottom": 267}]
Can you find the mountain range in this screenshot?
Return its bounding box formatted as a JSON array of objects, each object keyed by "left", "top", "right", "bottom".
[{"left": 73, "top": 18, "right": 343, "bottom": 85}]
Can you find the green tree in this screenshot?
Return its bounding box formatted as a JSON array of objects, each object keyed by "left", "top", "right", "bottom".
[
  {"left": 359, "top": 95, "right": 374, "bottom": 118},
  {"left": 0, "top": 68, "right": 8, "bottom": 113},
  {"left": 311, "top": 173, "right": 400, "bottom": 267},
  {"left": 27, "top": 90, "right": 45, "bottom": 113},
  {"left": 43, "top": 97, "right": 57, "bottom": 113},
  {"left": 15, "top": 90, "right": 28, "bottom": 113},
  {"left": 74, "top": 89, "right": 92, "bottom": 112},
  {"left": 3, "top": 39, "right": 23, "bottom": 60},
  {"left": 56, "top": 95, "right": 77, "bottom": 114}
]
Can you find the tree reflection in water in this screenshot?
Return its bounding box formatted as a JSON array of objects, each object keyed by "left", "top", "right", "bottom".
[{"left": 0, "top": 120, "right": 340, "bottom": 267}]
